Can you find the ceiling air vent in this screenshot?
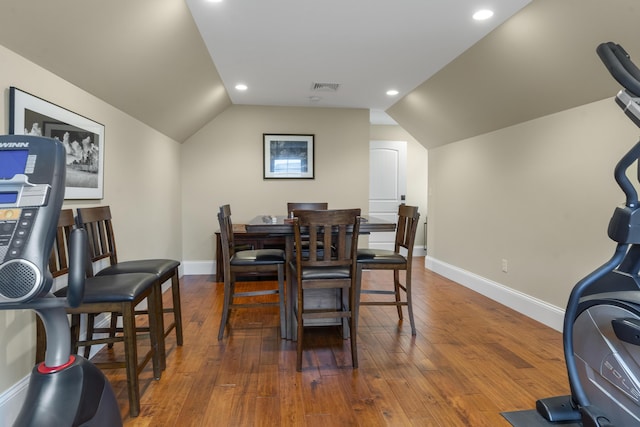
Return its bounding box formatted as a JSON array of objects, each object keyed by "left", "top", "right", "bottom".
[{"left": 311, "top": 82, "right": 340, "bottom": 92}]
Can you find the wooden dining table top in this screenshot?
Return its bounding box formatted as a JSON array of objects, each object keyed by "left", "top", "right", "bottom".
[{"left": 245, "top": 214, "right": 396, "bottom": 234}]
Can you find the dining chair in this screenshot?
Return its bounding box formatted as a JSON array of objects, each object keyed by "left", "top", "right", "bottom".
[
  {"left": 290, "top": 208, "right": 361, "bottom": 371},
  {"left": 356, "top": 204, "right": 420, "bottom": 335},
  {"left": 75, "top": 206, "right": 183, "bottom": 367},
  {"left": 37, "top": 208, "right": 163, "bottom": 417},
  {"left": 217, "top": 204, "right": 286, "bottom": 340}
]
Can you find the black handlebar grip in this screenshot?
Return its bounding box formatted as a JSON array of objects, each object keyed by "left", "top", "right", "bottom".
[
  {"left": 597, "top": 42, "right": 640, "bottom": 97},
  {"left": 66, "top": 227, "right": 86, "bottom": 308}
]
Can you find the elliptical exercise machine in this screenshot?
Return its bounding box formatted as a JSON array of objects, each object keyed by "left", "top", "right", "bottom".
[
  {"left": 0, "top": 134, "right": 121, "bottom": 426},
  {"left": 536, "top": 42, "right": 640, "bottom": 427}
]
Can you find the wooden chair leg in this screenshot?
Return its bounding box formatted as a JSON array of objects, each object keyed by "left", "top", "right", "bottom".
[
  {"left": 296, "top": 310, "right": 304, "bottom": 372},
  {"left": 170, "top": 270, "right": 184, "bottom": 345},
  {"left": 148, "top": 286, "right": 163, "bottom": 378},
  {"left": 394, "top": 269, "right": 403, "bottom": 320},
  {"left": 218, "top": 277, "right": 233, "bottom": 340},
  {"left": 341, "top": 287, "right": 350, "bottom": 339},
  {"left": 152, "top": 281, "right": 166, "bottom": 372},
  {"left": 296, "top": 282, "right": 304, "bottom": 371},
  {"left": 70, "top": 314, "right": 81, "bottom": 355},
  {"left": 122, "top": 304, "right": 141, "bottom": 417},
  {"left": 105, "top": 313, "right": 120, "bottom": 348},
  {"left": 354, "top": 265, "right": 363, "bottom": 334},
  {"left": 350, "top": 286, "right": 358, "bottom": 369},
  {"left": 405, "top": 269, "right": 416, "bottom": 336},
  {"left": 277, "top": 264, "right": 286, "bottom": 338},
  {"left": 84, "top": 314, "right": 96, "bottom": 358}
]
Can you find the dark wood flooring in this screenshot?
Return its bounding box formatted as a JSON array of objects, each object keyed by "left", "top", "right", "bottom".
[{"left": 95, "top": 257, "right": 570, "bottom": 426}]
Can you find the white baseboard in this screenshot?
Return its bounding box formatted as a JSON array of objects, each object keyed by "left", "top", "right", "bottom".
[
  {"left": 413, "top": 247, "right": 427, "bottom": 257},
  {"left": 425, "top": 256, "right": 564, "bottom": 332},
  {"left": 183, "top": 260, "right": 215, "bottom": 276}
]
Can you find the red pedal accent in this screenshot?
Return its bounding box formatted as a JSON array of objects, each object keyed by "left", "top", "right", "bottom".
[{"left": 37, "top": 355, "right": 76, "bottom": 374}]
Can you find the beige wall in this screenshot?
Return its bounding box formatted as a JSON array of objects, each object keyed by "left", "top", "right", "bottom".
[
  {"left": 370, "top": 124, "right": 428, "bottom": 248},
  {"left": 0, "top": 45, "right": 182, "bottom": 393},
  {"left": 181, "top": 105, "right": 370, "bottom": 262},
  {"left": 427, "top": 97, "right": 637, "bottom": 307}
]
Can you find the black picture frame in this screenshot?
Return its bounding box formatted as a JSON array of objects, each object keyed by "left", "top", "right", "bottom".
[
  {"left": 9, "top": 87, "right": 105, "bottom": 199},
  {"left": 263, "top": 133, "right": 314, "bottom": 179}
]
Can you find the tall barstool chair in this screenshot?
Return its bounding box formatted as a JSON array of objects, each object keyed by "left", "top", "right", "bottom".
[
  {"left": 217, "top": 204, "right": 286, "bottom": 339},
  {"left": 37, "top": 209, "right": 162, "bottom": 417},
  {"left": 75, "top": 206, "right": 183, "bottom": 367},
  {"left": 290, "top": 208, "right": 361, "bottom": 371},
  {"left": 356, "top": 205, "right": 420, "bottom": 335}
]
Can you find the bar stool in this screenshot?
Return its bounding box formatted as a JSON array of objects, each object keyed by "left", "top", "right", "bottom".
[
  {"left": 356, "top": 205, "right": 420, "bottom": 335},
  {"left": 289, "top": 208, "right": 361, "bottom": 371},
  {"left": 217, "top": 204, "right": 286, "bottom": 339},
  {"left": 75, "top": 206, "right": 183, "bottom": 369},
  {"left": 37, "top": 208, "right": 162, "bottom": 417}
]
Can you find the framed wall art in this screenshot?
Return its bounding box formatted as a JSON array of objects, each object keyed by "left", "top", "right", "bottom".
[
  {"left": 263, "top": 133, "right": 314, "bottom": 179},
  {"left": 9, "top": 86, "right": 105, "bottom": 199}
]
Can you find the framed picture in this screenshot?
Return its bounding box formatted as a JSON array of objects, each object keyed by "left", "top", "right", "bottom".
[
  {"left": 263, "top": 134, "right": 314, "bottom": 179},
  {"left": 9, "top": 87, "right": 105, "bottom": 199}
]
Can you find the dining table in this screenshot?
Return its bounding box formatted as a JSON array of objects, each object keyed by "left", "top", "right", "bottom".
[{"left": 245, "top": 214, "right": 396, "bottom": 339}]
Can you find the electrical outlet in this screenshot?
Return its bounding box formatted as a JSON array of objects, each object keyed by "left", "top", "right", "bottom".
[{"left": 501, "top": 259, "right": 508, "bottom": 273}]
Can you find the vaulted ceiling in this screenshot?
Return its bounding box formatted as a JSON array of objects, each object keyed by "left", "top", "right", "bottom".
[
  {"left": 388, "top": 0, "right": 640, "bottom": 148},
  {"left": 0, "top": 0, "right": 637, "bottom": 147}
]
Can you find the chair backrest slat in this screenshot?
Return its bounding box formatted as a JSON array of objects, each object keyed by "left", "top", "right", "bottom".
[
  {"left": 76, "top": 206, "right": 118, "bottom": 265},
  {"left": 395, "top": 205, "right": 420, "bottom": 255},
  {"left": 217, "top": 204, "right": 236, "bottom": 258},
  {"left": 293, "top": 209, "right": 361, "bottom": 269},
  {"left": 48, "top": 209, "right": 76, "bottom": 278}
]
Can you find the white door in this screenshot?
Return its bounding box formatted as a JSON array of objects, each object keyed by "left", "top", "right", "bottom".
[{"left": 368, "top": 140, "right": 407, "bottom": 250}]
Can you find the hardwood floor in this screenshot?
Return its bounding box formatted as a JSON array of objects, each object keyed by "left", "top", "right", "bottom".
[{"left": 96, "top": 257, "right": 570, "bottom": 426}]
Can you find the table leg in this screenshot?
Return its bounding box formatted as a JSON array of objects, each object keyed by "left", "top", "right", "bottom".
[{"left": 285, "top": 235, "right": 294, "bottom": 340}]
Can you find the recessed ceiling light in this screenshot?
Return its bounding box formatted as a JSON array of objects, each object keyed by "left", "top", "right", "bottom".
[
  {"left": 207, "top": 0, "right": 223, "bottom": 3},
  {"left": 386, "top": 89, "right": 399, "bottom": 96},
  {"left": 235, "top": 84, "right": 248, "bottom": 91},
  {"left": 473, "top": 9, "right": 494, "bottom": 20}
]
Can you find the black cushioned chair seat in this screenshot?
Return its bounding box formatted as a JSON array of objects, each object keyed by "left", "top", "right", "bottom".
[
  {"left": 357, "top": 249, "right": 406, "bottom": 264},
  {"left": 301, "top": 267, "right": 350, "bottom": 280},
  {"left": 55, "top": 273, "right": 158, "bottom": 303},
  {"left": 231, "top": 249, "right": 285, "bottom": 265},
  {"left": 95, "top": 259, "right": 180, "bottom": 277}
]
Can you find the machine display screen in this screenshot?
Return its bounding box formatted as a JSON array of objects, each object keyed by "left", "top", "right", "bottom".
[
  {"left": 0, "top": 193, "right": 18, "bottom": 204},
  {"left": 0, "top": 150, "right": 29, "bottom": 179}
]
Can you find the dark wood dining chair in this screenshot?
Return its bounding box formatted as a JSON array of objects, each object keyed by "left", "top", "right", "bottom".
[
  {"left": 290, "top": 208, "right": 361, "bottom": 371},
  {"left": 217, "top": 204, "right": 286, "bottom": 339},
  {"left": 75, "top": 206, "right": 183, "bottom": 368},
  {"left": 356, "top": 204, "right": 420, "bottom": 335},
  {"left": 37, "top": 208, "right": 163, "bottom": 417}
]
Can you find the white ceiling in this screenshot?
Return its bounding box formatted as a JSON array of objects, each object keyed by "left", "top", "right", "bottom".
[
  {"left": 1, "top": 1, "right": 632, "bottom": 145},
  {"left": 186, "top": 0, "right": 531, "bottom": 123}
]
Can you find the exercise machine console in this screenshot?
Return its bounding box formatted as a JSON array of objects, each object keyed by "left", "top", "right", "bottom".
[
  {"left": 536, "top": 42, "right": 640, "bottom": 427},
  {"left": 0, "top": 134, "right": 121, "bottom": 426}
]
